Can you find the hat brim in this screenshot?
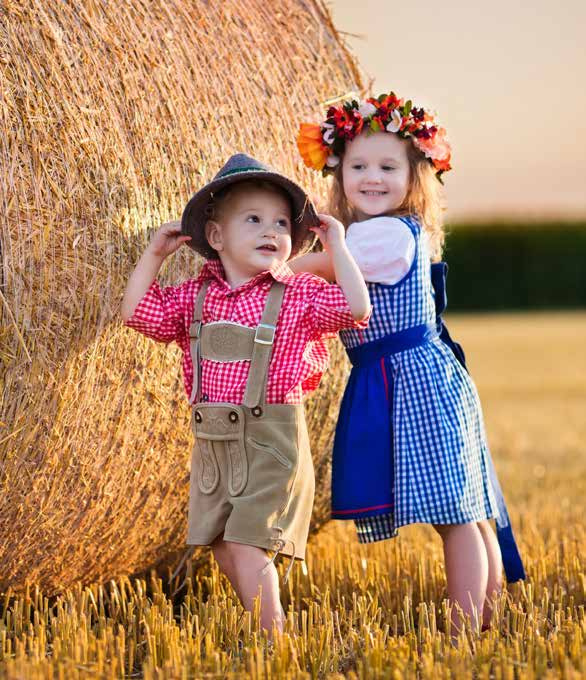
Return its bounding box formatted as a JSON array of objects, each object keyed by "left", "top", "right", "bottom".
[{"left": 181, "top": 168, "right": 319, "bottom": 259}]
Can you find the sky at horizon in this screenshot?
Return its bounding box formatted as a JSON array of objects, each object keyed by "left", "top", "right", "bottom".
[{"left": 329, "top": 0, "right": 586, "bottom": 221}]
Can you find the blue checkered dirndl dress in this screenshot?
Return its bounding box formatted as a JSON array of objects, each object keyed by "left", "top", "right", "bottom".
[{"left": 332, "top": 216, "right": 525, "bottom": 582}]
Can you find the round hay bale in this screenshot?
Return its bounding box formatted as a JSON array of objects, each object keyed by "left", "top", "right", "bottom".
[{"left": 0, "top": 0, "right": 363, "bottom": 594}]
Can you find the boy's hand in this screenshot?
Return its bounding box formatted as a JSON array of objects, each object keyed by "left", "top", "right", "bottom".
[
  {"left": 147, "top": 220, "right": 192, "bottom": 259},
  {"left": 310, "top": 214, "right": 346, "bottom": 254}
]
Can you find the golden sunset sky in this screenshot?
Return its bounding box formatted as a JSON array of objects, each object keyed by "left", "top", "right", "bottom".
[{"left": 329, "top": 0, "right": 586, "bottom": 221}]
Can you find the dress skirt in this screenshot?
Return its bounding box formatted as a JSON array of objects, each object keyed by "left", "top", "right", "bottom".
[{"left": 331, "top": 328, "right": 526, "bottom": 583}]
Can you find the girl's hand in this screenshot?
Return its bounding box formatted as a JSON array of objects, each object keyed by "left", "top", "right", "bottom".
[
  {"left": 315, "top": 213, "right": 370, "bottom": 321},
  {"left": 310, "top": 214, "right": 346, "bottom": 254},
  {"left": 147, "top": 220, "right": 192, "bottom": 259}
]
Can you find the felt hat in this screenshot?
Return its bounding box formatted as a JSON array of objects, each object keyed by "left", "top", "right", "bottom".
[{"left": 181, "top": 153, "right": 318, "bottom": 259}]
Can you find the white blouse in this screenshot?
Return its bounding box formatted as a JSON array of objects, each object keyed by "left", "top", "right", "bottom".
[{"left": 345, "top": 216, "right": 416, "bottom": 285}]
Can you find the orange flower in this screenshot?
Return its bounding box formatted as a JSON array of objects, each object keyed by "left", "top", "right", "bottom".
[
  {"left": 433, "top": 156, "right": 452, "bottom": 173},
  {"left": 297, "top": 123, "right": 328, "bottom": 171}
]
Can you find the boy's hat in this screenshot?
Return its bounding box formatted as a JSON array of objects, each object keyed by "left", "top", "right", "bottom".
[{"left": 181, "top": 153, "right": 319, "bottom": 259}]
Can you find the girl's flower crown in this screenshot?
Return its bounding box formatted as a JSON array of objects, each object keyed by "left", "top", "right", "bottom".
[{"left": 297, "top": 92, "right": 452, "bottom": 181}]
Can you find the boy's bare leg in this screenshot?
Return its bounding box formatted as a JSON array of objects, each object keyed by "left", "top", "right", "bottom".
[
  {"left": 212, "top": 538, "right": 285, "bottom": 634},
  {"left": 211, "top": 535, "right": 241, "bottom": 596}
]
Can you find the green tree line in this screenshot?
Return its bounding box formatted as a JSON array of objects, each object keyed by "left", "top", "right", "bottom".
[{"left": 443, "top": 221, "right": 586, "bottom": 310}]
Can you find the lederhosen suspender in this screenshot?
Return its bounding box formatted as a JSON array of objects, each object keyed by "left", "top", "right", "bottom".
[{"left": 188, "top": 279, "right": 286, "bottom": 411}]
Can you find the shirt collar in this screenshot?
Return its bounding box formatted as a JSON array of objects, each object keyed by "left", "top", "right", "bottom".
[{"left": 200, "top": 258, "right": 296, "bottom": 292}]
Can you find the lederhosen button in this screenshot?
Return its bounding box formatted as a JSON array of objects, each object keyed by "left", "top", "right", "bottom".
[
  {"left": 194, "top": 411, "right": 202, "bottom": 423},
  {"left": 251, "top": 406, "right": 263, "bottom": 418},
  {"left": 229, "top": 411, "right": 239, "bottom": 423}
]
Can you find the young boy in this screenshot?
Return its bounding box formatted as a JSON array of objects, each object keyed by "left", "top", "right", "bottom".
[{"left": 121, "top": 153, "right": 370, "bottom": 633}]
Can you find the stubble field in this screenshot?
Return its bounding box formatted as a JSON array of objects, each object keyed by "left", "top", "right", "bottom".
[{"left": 0, "top": 312, "right": 584, "bottom": 679}]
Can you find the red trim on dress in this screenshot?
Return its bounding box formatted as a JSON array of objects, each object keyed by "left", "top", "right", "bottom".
[
  {"left": 332, "top": 503, "right": 393, "bottom": 515},
  {"left": 380, "top": 357, "right": 389, "bottom": 401}
]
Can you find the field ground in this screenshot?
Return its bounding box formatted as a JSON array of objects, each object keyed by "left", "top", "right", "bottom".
[{"left": 0, "top": 312, "right": 584, "bottom": 679}]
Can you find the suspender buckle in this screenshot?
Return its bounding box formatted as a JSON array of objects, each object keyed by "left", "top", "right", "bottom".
[
  {"left": 189, "top": 320, "right": 202, "bottom": 339},
  {"left": 254, "top": 323, "right": 276, "bottom": 346}
]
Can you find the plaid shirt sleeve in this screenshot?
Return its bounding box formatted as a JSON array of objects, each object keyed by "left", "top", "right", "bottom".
[
  {"left": 301, "top": 274, "right": 371, "bottom": 339},
  {"left": 124, "top": 279, "right": 195, "bottom": 344}
]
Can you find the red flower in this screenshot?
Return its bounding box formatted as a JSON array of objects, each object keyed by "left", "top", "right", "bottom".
[
  {"left": 378, "top": 93, "right": 403, "bottom": 110},
  {"left": 328, "top": 107, "right": 363, "bottom": 141},
  {"left": 411, "top": 107, "right": 426, "bottom": 122}
]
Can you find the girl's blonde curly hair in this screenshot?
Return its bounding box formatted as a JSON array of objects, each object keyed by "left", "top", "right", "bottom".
[{"left": 327, "top": 140, "right": 445, "bottom": 261}]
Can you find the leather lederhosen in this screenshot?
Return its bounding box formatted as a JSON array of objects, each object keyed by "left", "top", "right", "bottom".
[{"left": 186, "top": 280, "right": 315, "bottom": 562}]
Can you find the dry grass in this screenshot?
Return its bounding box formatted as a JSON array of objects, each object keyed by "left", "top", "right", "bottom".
[
  {"left": 0, "top": 0, "right": 362, "bottom": 592},
  {"left": 0, "top": 312, "right": 584, "bottom": 678}
]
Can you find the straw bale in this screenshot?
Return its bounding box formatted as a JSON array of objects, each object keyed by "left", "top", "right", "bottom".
[{"left": 0, "top": 0, "right": 363, "bottom": 593}]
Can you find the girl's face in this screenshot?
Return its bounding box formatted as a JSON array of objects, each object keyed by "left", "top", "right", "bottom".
[{"left": 342, "top": 131, "right": 410, "bottom": 221}]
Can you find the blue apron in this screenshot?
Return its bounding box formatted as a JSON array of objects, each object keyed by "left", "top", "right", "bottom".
[
  {"left": 331, "top": 322, "right": 526, "bottom": 583},
  {"left": 432, "top": 262, "right": 468, "bottom": 370}
]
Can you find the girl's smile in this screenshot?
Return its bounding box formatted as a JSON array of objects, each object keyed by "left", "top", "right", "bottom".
[{"left": 342, "top": 132, "right": 410, "bottom": 221}]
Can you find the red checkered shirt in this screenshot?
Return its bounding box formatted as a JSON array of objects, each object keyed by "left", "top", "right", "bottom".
[{"left": 125, "top": 259, "right": 369, "bottom": 404}]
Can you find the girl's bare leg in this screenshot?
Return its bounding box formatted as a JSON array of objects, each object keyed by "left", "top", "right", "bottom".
[
  {"left": 477, "top": 520, "right": 503, "bottom": 627},
  {"left": 433, "top": 522, "right": 488, "bottom": 635}
]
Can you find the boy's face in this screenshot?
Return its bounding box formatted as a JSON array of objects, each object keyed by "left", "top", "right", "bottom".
[{"left": 205, "top": 185, "right": 293, "bottom": 284}]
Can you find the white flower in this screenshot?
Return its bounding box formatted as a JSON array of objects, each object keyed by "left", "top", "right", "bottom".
[
  {"left": 385, "top": 108, "right": 403, "bottom": 133},
  {"left": 326, "top": 154, "right": 340, "bottom": 168},
  {"left": 358, "top": 101, "right": 377, "bottom": 118},
  {"left": 322, "top": 122, "right": 335, "bottom": 145}
]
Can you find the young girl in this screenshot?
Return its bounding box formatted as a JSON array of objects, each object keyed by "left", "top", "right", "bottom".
[{"left": 293, "top": 93, "right": 525, "bottom": 633}]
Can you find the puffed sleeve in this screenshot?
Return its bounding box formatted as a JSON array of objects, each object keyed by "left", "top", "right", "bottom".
[
  {"left": 345, "top": 216, "right": 416, "bottom": 285},
  {"left": 124, "top": 279, "right": 195, "bottom": 344},
  {"left": 301, "top": 274, "right": 370, "bottom": 339}
]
